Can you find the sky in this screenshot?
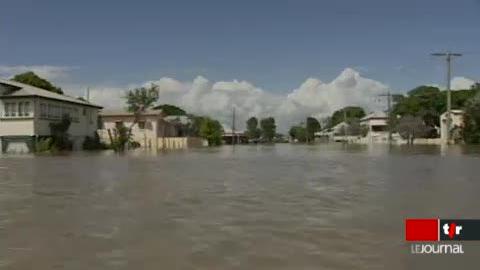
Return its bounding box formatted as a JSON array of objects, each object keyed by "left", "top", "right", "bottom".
[{"left": 1, "top": 0, "right": 479, "bottom": 130}]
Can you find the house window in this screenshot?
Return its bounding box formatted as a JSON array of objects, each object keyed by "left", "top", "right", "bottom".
[
  {"left": 62, "top": 106, "right": 71, "bottom": 119},
  {"left": 19, "top": 102, "right": 24, "bottom": 116},
  {"left": 138, "top": 121, "right": 146, "bottom": 129},
  {"left": 47, "top": 104, "right": 52, "bottom": 118},
  {"left": 55, "top": 105, "right": 61, "bottom": 119},
  {"left": 89, "top": 110, "right": 94, "bottom": 124},
  {"left": 40, "top": 103, "right": 47, "bottom": 118},
  {"left": 4, "top": 102, "right": 12, "bottom": 117},
  {"left": 5, "top": 102, "right": 17, "bottom": 117},
  {"left": 55, "top": 105, "right": 60, "bottom": 119},
  {"left": 24, "top": 102, "right": 30, "bottom": 116}
]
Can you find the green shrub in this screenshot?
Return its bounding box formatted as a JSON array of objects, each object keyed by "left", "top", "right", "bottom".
[
  {"left": 49, "top": 116, "right": 72, "bottom": 150},
  {"left": 35, "top": 137, "right": 53, "bottom": 153},
  {"left": 83, "top": 132, "right": 107, "bottom": 150}
]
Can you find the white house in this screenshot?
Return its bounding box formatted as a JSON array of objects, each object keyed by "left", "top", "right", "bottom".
[
  {"left": 440, "top": 110, "right": 465, "bottom": 143},
  {"left": 0, "top": 78, "right": 102, "bottom": 153},
  {"left": 98, "top": 110, "right": 205, "bottom": 150},
  {"left": 315, "top": 121, "right": 351, "bottom": 142},
  {"left": 360, "top": 111, "right": 390, "bottom": 143}
]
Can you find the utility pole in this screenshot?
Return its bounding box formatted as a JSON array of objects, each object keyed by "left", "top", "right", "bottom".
[
  {"left": 343, "top": 108, "right": 347, "bottom": 143},
  {"left": 232, "top": 107, "right": 236, "bottom": 145},
  {"left": 378, "top": 91, "right": 392, "bottom": 143},
  {"left": 305, "top": 117, "right": 309, "bottom": 144},
  {"left": 86, "top": 87, "right": 90, "bottom": 102},
  {"left": 431, "top": 51, "right": 462, "bottom": 143}
]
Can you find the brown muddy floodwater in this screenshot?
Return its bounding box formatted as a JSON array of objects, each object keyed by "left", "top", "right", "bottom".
[{"left": 0, "top": 144, "right": 479, "bottom": 270}]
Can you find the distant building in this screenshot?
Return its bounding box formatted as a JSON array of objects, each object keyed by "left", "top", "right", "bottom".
[
  {"left": 0, "top": 78, "right": 102, "bottom": 153},
  {"left": 222, "top": 129, "right": 248, "bottom": 144},
  {"left": 163, "top": 115, "right": 192, "bottom": 137},
  {"left": 315, "top": 121, "right": 350, "bottom": 142},
  {"left": 440, "top": 110, "right": 465, "bottom": 143},
  {"left": 98, "top": 110, "right": 204, "bottom": 149},
  {"left": 360, "top": 111, "right": 389, "bottom": 143}
]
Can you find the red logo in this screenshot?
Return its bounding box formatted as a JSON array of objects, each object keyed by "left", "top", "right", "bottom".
[{"left": 405, "top": 219, "right": 439, "bottom": 241}]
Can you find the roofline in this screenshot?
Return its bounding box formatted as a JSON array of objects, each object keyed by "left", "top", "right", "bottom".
[
  {"left": 0, "top": 79, "right": 103, "bottom": 108},
  {"left": 99, "top": 112, "right": 163, "bottom": 117},
  {"left": 0, "top": 95, "right": 103, "bottom": 109},
  {"left": 360, "top": 117, "right": 388, "bottom": 121}
]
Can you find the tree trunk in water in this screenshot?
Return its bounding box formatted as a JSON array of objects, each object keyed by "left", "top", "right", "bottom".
[
  {"left": 126, "top": 112, "right": 140, "bottom": 151},
  {"left": 107, "top": 129, "right": 114, "bottom": 146}
]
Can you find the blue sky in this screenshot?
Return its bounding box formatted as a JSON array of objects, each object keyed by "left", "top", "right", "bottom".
[{"left": 1, "top": 0, "right": 479, "bottom": 93}]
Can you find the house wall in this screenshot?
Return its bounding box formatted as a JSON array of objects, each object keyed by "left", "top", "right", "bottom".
[
  {"left": 0, "top": 97, "right": 99, "bottom": 137},
  {"left": 33, "top": 97, "right": 99, "bottom": 137},
  {"left": 98, "top": 114, "right": 199, "bottom": 150},
  {"left": 98, "top": 115, "right": 161, "bottom": 148},
  {"left": 440, "top": 112, "right": 464, "bottom": 143},
  {"left": 361, "top": 119, "right": 387, "bottom": 127},
  {"left": 0, "top": 97, "right": 100, "bottom": 151},
  {"left": 0, "top": 97, "right": 35, "bottom": 136},
  {"left": 157, "top": 137, "right": 205, "bottom": 149}
]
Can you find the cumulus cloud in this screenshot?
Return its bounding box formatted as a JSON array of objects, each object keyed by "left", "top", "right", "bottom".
[
  {"left": 451, "top": 76, "right": 476, "bottom": 90},
  {"left": 0, "top": 65, "right": 73, "bottom": 81},
  {"left": 80, "top": 68, "right": 389, "bottom": 132}
]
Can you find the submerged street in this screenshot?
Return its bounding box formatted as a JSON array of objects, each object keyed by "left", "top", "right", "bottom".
[{"left": 0, "top": 144, "right": 479, "bottom": 269}]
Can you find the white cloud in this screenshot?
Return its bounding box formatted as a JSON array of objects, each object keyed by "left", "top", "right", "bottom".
[
  {"left": 0, "top": 65, "right": 73, "bottom": 81},
  {"left": 451, "top": 76, "right": 476, "bottom": 90},
  {"left": 80, "top": 68, "right": 389, "bottom": 132},
  {"left": 429, "top": 76, "right": 477, "bottom": 91}
]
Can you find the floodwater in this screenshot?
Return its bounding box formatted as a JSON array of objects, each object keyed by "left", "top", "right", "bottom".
[{"left": 0, "top": 144, "right": 479, "bottom": 270}]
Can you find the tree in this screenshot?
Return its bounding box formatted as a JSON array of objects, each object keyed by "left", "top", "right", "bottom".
[
  {"left": 289, "top": 125, "right": 307, "bottom": 142},
  {"left": 246, "top": 117, "right": 261, "bottom": 140},
  {"left": 392, "top": 85, "right": 477, "bottom": 128},
  {"left": 199, "top": 117, "right": 223, "bottom": 146},
  {"left": 329, "top": 106, "right": 365, "bottom": 128},
  {"left": 49, "top": 115, "right": 72, "bottom": 150},
  {"left": 463, "top": 94, "right": 480, "bottom": 144},
  {"left": 153, "top": 104, "right": 186, "bottom": 115},
  {"left": 12, "top": 71, "right": 63, "bottom": 94},
  {"left": 260, "top": 117, "right": 276, "bottom": 142},
  {"left": 125, "top": 84, "right": 159, "bottom": 114},
  {"left": 394, "top": 86, "right": 441, "bottom": 118},
  {"left": 187, "top": 115, "right": 205, "bottom": 137},
  {"left": 306, "top": 117, "right": 321, "bottom": 142},
  {"left": 395, "top": 115, "right": 431, "bottom": 144},
  {"left": 407, "top": 85, "right": 440, "bottom": 97},
  {"left": 124, "top": 84, "right": 159, "bottom": 147},
  {"left": 108, "top": 122, "right": 136, "bottom": 152}
]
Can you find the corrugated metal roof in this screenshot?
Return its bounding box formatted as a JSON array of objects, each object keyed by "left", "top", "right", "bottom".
[{"left": 0, "top": 78, "right": 102, "bottom": 108}]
